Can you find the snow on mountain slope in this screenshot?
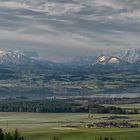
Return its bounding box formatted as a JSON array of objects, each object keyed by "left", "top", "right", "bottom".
[
  {"left": 93, "top": 49, "right": 140, "bottom": 66},
  {"left": 114, "top": 49, "right": 140, "bottom": 63},
  {"left": 108, "top": 57, "right": 121, "bottom": 64},
  {"left": 0, "top": 50, "right": 38, "bottom": 65},
  {"left": 93, "top": 55, "right": 121, "bottom": 65}
]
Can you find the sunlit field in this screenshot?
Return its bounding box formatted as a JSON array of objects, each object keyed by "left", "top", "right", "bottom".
[{"left": 0, "top": 112, "right": 140, "bottom": 140}]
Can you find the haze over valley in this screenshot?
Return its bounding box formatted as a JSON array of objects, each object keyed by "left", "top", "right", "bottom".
[{"left": 0, "top": 49, "right": 139, "bottom": 99}]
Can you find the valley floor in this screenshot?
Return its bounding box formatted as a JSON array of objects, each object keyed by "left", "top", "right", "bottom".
[{"left": 0, "top": 112, "right": 140, "bottom": 140}]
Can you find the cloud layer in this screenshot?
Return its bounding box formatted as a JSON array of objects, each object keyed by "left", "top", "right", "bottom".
[{"left": 0, "top": 0, "right": 140, "bottom": 61}]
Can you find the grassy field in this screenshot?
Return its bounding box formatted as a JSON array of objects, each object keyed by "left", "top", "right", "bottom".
[
  {"left": 103, "top": 104, "right": 140, "bottom": 109},
  {"left": 0, "top": 112, "right": 139, "bottom": 140},
  {"left": 25, "top": 128, "right": 140, "bottom": 140}
]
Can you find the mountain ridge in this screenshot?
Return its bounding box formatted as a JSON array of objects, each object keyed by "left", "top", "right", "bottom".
[
  {"left": 0, "top": 49, "right": 140, "bottom": 69},
  {"left": 93, "top": 49, "right": 140, "bottom": 66},
  {"left": 0, "top": 50, "right": 39, "bottom": 65}
]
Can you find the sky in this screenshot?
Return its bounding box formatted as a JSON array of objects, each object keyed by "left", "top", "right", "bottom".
[{"left": 0, "top": 0, "right": 140, "bottom": 61}]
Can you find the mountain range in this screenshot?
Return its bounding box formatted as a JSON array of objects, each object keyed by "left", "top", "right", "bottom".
[
  {"left": 66, "top": 49, "right": 140, "bottom": 72},
  {"left": 0, "top": 49, "right": 140, "bottom": 71}
]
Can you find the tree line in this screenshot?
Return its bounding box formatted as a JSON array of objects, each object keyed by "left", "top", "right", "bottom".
[
  {"left": 0, "top": 129, "right": 25, "bottom": 140},
  {"left": 0, "top": 99, "right": 138, "bottom": 114}
]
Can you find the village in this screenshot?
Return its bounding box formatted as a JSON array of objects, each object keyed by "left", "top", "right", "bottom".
[
  {"left": 86, "top": 121, "right": 140, "bottom": 128},
  {"left": 86, "top": 121, "right": 140, "bottom": 129}
]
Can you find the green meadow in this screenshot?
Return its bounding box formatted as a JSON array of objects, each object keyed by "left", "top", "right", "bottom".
[
  {"left": 103, "top": 103, "right": 140, "bottom": 109},
  {"left": 0, "top": 112, "right": 139, "bottom": 140}
]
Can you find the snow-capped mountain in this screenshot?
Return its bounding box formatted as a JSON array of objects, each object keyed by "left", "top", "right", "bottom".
[
  {"left": 94, "top": 49, "right": 140, "bottom": 66},
  {"left": 0, "top": 50, "right": 39, "bottom": 65},
  {"left": 0, "top": 49, "right": 140, "bottom": 69},
  {"left": 93, "top": 55, "right": 121, "bottom": 65},
  {"left": 114, "top": 49, "right": 140, "bottom": 63}
]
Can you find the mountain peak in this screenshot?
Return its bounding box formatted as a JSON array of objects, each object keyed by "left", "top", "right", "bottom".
[
  {"left": 114, "top": 49, "right": 140, "bottom": 63},
  {"left": 93, "top": 55, "right": 121, "bottom": 65},
  {"left": 0, "top": 50, "right": 39, "bottom": 65},
  {"left": 93, "top": 49, "right": 140, "bottom": 66}
]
